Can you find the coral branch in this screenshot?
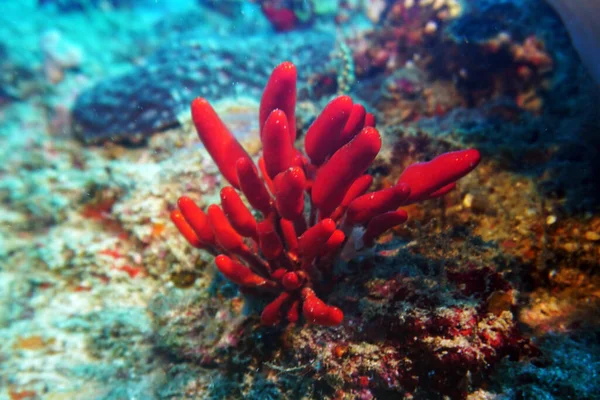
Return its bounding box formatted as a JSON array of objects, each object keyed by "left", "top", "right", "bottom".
[
  {"left": 304, "top": 95, "right": 354, "bottom": 165},
  {"left": 426, "top": 182, "right": 456, "bottom": 199},
  {"left": 331, "top": 174, "right": 374, "bottom": 220},
  {"left": 311, "top": 127, "right": 381, "bottom": 217},
  {"left": 262, "top": 110, "right": 296, "bottom": 179},
  {"left": 257, "top": 220, "right": 284, "bottom": 260},
  {"left": 236, "top": 158, "right": 273, "bottom": 216},
  {"left": 220, "top": 187, "right": 258, "bottom": 239},
  {"left": 279, "top": 218, "right": 298, "bottom": 254},
  {"left": 207, "top": 205, "right": 245, "bottom": 252},
  {"left": 364, "top": 112, "right": 376, "bottom": 127},
  {"left": 362, "top": 210, "right": 409, "bottom": 247},
  {"left": 259, "top": 61, "right": 297, "bottom": 141},
  {"left": 319, "top": 230, "right": 346, "bottom": 258},
  {"left": 281, "top": 271, "right": 304, "bottom": 291},
  {"left": 298, "top": 219, "right": 336, "bottom": 263},
  {"left": 215, "top": 255, "right": 271, "bottom": 288},
  {"left": 191, "top": 98, "right": 251, "bottom": 189},
  {"left": 258, "top": 157, "right": 276, "bottom": 194},
  {"left": 302, "top": 288, "right": 344, "bottom": 326},
  {"left": 176, "top": 196, "right": 216, "bottom": 246},
  {"left": 345, "top": 183, "right": 411, "bottom": 225},
  {"left": 170, "top": 209, "right": 204, "bottom": 249},
  {"left": 338, "top": 103, "right": 366, "bottom": 147},
  {"left": 397, "top": 149, "right": 480, "bottom": 204},
  {"left": 273, "top": 166, "right": 306, "bottom": 221},
  {"left": 261, "top": 292, "right": 291, "bottom": 326}
]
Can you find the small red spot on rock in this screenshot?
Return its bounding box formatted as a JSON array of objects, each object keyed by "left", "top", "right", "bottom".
[
  {"left": 333, "top": 344, "right": 348, "bottom": 358},
  {"left": 118, "top": 265, "right": 144, "bottom": 279},
  {"left": 99, "top": 249, "right": 122, "bottom": 258},
  {"left": 358, "top": 375, "right": 370, "bottom": 388},
  {"left": 9, "top": 390, "right": 37, "bottom": 400},
  {"left": 501, "top": 239, "right": 517, "bottom": 249}
]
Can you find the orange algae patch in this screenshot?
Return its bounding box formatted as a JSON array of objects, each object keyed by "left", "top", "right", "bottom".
[
  {"left": 117, "top": 264, "right": 145, "bottom": 279},
  {"left": 520, "top": 268, "right": 600, "bottom": 334},
  {"left": 333, "top": 344, "right": 348, "bottom": 358},
  {"left": 98, "top": 248, "right": 123, "bottom": 258},
  {"left": 501, "top": 239, "right": 517, "bottom": 250},
  {"left": 9, "top": 390, "right": 37, "bottom": 400},
  {"left": 13, "top": 335, "right": 54, "bottom": 350},
  {"left": 486, "top": 290, "right": 515, "bottom": 316},
  {"left": 80, "top": 197, "right": 116, "bottom": 220},
  {"left": 151, "top": 222, "right": 166, "bottom": 238}
]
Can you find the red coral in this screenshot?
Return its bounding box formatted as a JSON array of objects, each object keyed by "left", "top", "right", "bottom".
[
  {"left": 171, "top": 61, "right": 480, "bottom": 326},
  {"left": 261, "top": 3, "right": 299, "bottom": 32}
]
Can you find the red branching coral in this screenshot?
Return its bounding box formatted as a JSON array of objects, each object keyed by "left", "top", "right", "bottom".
[{"left": 171, "top": 61, "right": 480, "bottom": 326}]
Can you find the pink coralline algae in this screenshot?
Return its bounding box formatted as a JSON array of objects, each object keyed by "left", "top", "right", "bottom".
[
  {"left": 280, "top": 263, "right": 539, "bottom": 398},
  {"left": 171, "top": 61, "right": 480, "bottom": 327},
  {"left": 260, "top": 2, "right": 299, "bottom": 32}
]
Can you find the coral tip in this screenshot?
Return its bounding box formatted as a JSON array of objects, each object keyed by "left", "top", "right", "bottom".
[
  {"left": 260, "top": 62, "right": 297, "bottom": 141},
  {"left": 176, "top": 196, "right": 215, "bottom": 245},
  {"left": 170, "top": 209, "right": 203, "bottom": 249},
  {"left": 262, "top": 109, "right": 296, "bottom": 179},
  {"left": 311, "top": 127, "right": 381, "bottom": 218},
  {"left": 304, "top": 95, "right": 354, "bottom": 165},
  {"left": 398, "top": 149, "right": 481, "bottom": 203},
  {"left": 215, "top": 255, "right": 268, "bottom": 287},
  {"left": 190, "top": 98, "right": 252, "bottom": 189},
  {"left": 220, "top": 187, "right": 257, "bottom": 239}
]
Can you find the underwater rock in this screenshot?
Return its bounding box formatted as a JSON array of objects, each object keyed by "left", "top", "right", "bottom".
[
  {"left": 257, "top": 0, "right": 345, "bottom": 32},
  {"left": 72, "top": 31, "right": 335, "bottom": 144},
  {"left": 0, "top": 42, "right": 43, "bottom": 104},
  {"left": 350, "top": 0, "right": 556, "bottom": 118},
  {"left": 38, "top": 0, "right": 142, "bottom": 12},
  {"left": 545, "top": 0, "right": 600, "bottom": 84},
  {"left": 40, "top": 29, "right": 84, "bottom": 84}
]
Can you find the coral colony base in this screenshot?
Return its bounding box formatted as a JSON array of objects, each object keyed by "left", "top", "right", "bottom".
[{"left": 170, "top": 62, "right": 480, "bottom": 326}]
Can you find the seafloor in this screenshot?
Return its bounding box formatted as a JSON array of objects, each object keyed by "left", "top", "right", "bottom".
[{"left": 1, "top": 1, "right": 599, "bottom": 399}]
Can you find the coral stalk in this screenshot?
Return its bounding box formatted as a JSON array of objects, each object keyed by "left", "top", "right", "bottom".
[{"left": 236, "top": 158, "right": 273, "bottom": 216}]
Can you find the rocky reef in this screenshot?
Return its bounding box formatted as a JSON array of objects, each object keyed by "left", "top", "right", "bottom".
[{"left": 72, "top": 31, "right": 336, "bottom": 144}]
